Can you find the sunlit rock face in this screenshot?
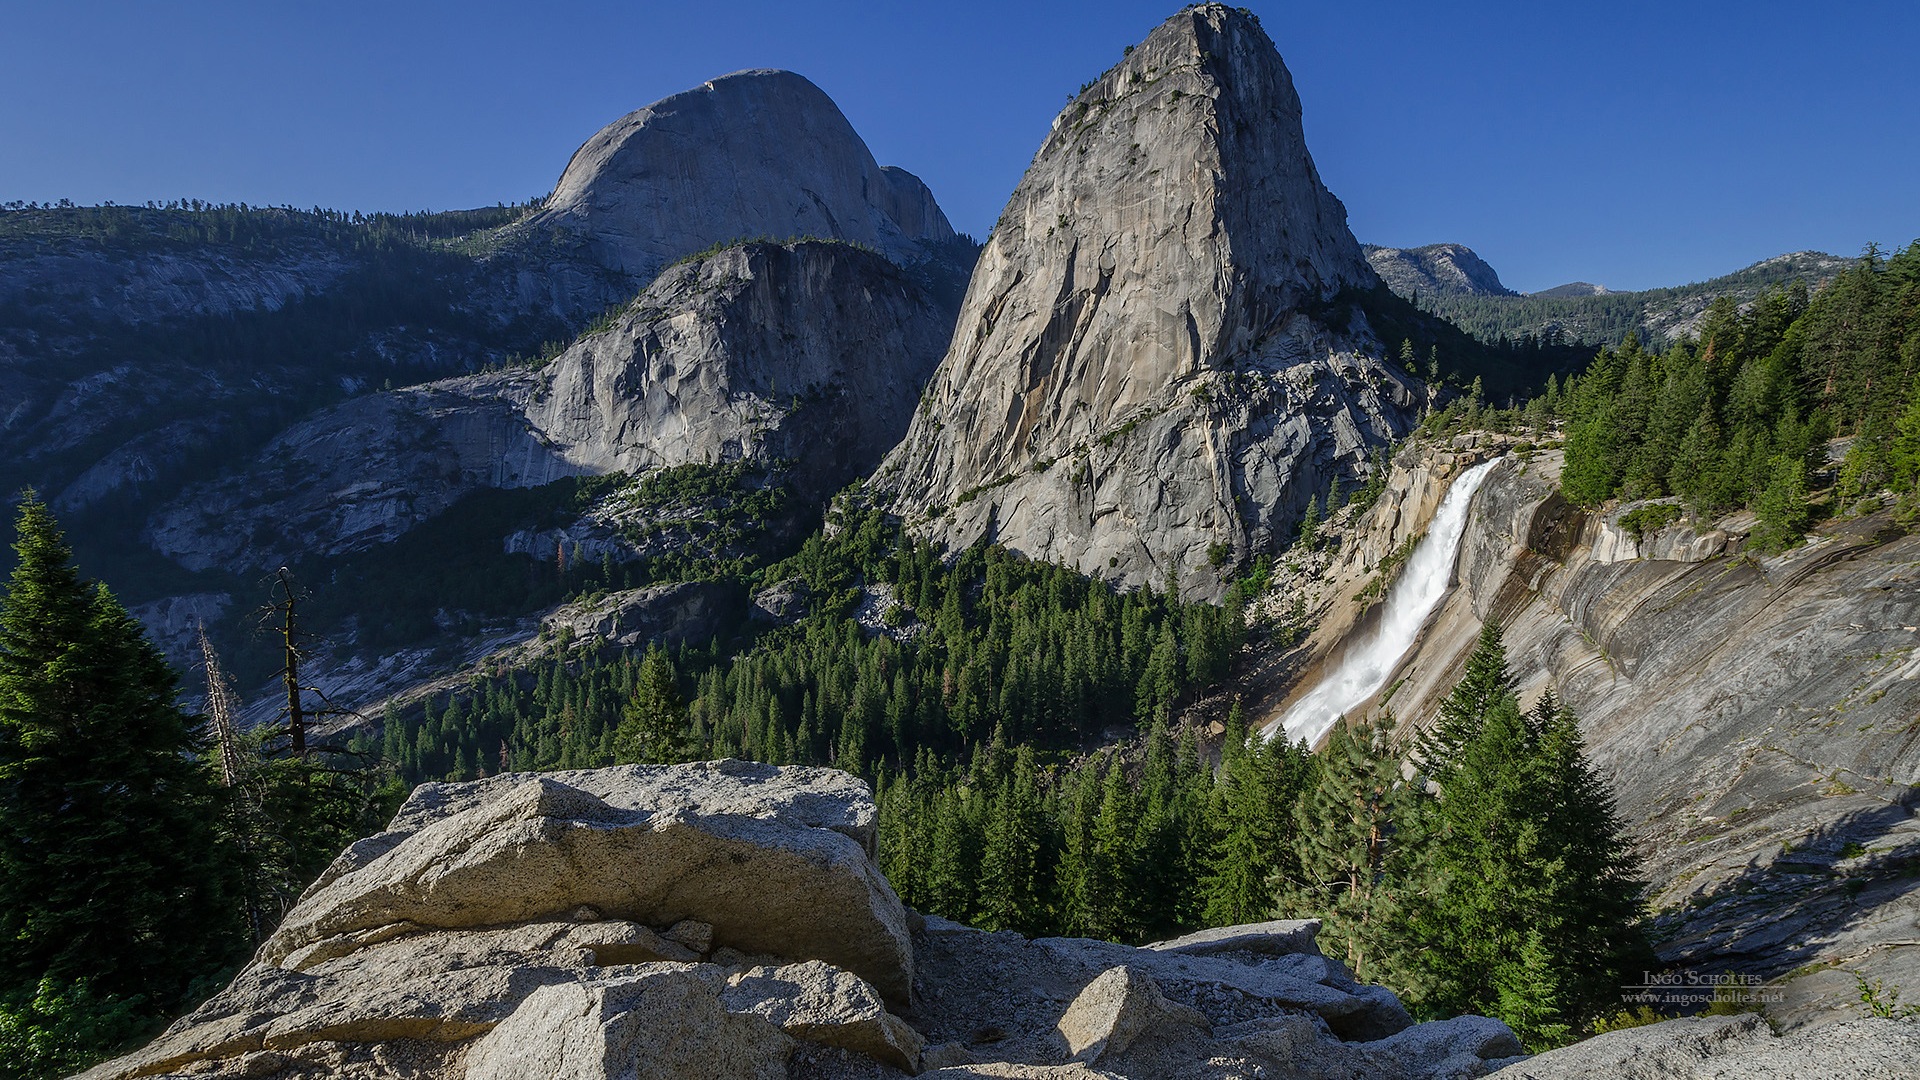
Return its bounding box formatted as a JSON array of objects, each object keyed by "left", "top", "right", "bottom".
[
  {"left": 531, "top": 68, "right": 954, "bottom": 280},
  {"left": 875, "top": 4, "right": 1413, "bottom": 598}
]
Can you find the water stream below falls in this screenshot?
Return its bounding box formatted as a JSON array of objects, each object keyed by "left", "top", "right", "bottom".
[{"left": 1267, "top": 457, "right": 1501, "bottom": 748}]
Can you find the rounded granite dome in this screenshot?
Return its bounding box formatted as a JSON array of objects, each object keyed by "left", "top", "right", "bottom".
[{"left": 535, "top": 69, "right": 952, "bottom": 280}]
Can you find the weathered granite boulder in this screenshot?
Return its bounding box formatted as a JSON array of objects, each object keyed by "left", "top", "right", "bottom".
[
  {"left": 465, "top": 966, "right": 792, "bottom": 1080},
  {"left": 1056, "top": 966, "right": 1209, "bottom": 1065},
  {"left": 722, "top": 960, "right": 926, "bottom": 1070},
  {"left": 264, "top": 763, "right": 911, "bottom": 1004},
  {"left": 877, "top": 4, "right": 1414, "bottom": 598}
]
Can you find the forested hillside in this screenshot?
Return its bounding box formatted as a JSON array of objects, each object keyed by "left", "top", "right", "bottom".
[
  {"left": 1409, "top": 251, "right": 1850, "bottom": 350},
  {"left": 1550, "top": 242, "right": 1920, "bottom": 548}
]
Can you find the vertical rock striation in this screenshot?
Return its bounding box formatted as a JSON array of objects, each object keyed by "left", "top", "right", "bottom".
[{"left": 874, "top": 4, "right": 1414, "bottom": 596}]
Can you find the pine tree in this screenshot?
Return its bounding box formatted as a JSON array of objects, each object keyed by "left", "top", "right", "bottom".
[
  {"left": 1418, "top": 621, "right": 1515, "bottom": 778},
  {"left": 1277, "top": 712, "right": 1406, "bottom": 984},
  {"left": 612, "top": 645, "right": 689, "bottom": 763},
  {"left": 0, "top": 494, "right": 243, "bottom": 1068},
  {"left": 1749, "top": 452, "right": 1810, "bottom": 553},
  {"left": 1399, "top": 652, "right": 1651, "bottom": 1050},
  {"left": 977, "top": 748, "right": 1054, "bottom": 934}
]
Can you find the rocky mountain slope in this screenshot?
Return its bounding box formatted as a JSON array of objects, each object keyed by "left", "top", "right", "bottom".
[
  {"left": 876, "top": 4, "right": 1418, "bottom": 598},
  {"left": 1246, "top": 439, "right": 1920, "bottom": 1033},
  {"left": 1363, "top": 243, "right": 1515, "bottom": 298},
  {"left": 81, "top": 761, "right": 1917, "bottom": 1080},
  {"left": 528, "top": 69, "right": 954, "bottom": 280},
  {"left": 0, "top": 69, "right": 974, "bottom": 709},
  {"left": 147, "top": 239, "right": 951, "bottom": 574}
]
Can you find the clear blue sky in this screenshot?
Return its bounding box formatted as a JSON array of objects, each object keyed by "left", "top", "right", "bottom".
[{"left": 3, "top": 1, "right": 1915, "bottom": 293}]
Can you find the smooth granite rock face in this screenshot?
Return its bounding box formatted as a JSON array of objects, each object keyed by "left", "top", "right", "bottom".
[
  {"left": 1261, "top": 442, "right": 1920, "bottom": 1031},
  {"left": 1484, "top": 1013, "right": 1920, "bottom": 1079},
  {"left": 530, "top": 69, "right": 953, "bottom": 281},
  {"left": 147, "top": 239, "right": 951, "bottom": 571},
  {"left": 876, "top": 4, "right": 1414, "bottom": 599}
]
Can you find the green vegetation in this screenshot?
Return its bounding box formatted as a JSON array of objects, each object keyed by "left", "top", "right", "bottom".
[
  {"left": 1285, "top": 623, "right": 1654, "bottom": 1050},
  {"left": 0, "top": 494, "right": 243, "bottom": 1076},
  {"left": 1618, "top": 502, "right": 1683, "bottom": 539},
  {"left": 1412, "top": 252, "right": 1847, "bottom": 350},
  {"left": 0, "top": 497, "right": 401, "bottom": 1076},
  {"left": 1550, "top": 243, "right": 1920, "bottom": 550},
  {"left": 376, "top": 506, "right": 1245, "bottom": 782}
]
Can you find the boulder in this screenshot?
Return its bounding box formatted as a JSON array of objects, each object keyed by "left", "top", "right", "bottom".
[
  {"left": 262, "top": 763, "right": 913, "bottom": 1004},
  {"left": 1055, "top": 966, "right": 1209, "bottom": 1065},
  {"left": 722, "top": 960, "right": 925, "bottom": 1070},
  {"left": 1144, "top": 920, "right": 1324, "bottom": 959},
  {"left": 464, "top": 966, "right": 791, "bottom": 1080}
]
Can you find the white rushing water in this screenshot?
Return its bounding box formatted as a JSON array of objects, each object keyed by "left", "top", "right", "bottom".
[{"left": 1269, "top": 457, "right": 1501, "bottom": 747}]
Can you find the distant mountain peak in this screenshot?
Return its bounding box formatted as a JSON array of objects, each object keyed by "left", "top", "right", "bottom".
[
  {"left": 531, "top": 69, "right": 953, "bottom": 281},
  {"left": 1363, "top": 243, "right": 1515, "bottom": 298},
  {"left": 1530, "top": 281, "right": 1611, "bottom": 298}
]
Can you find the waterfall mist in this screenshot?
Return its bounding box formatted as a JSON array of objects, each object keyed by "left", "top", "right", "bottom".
[{"left": 1268, "top": 457, "right": 1500, "bottom": 747}]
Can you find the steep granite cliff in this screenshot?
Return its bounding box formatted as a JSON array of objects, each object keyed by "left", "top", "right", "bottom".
[{"left": 876, "top": 5, "right": 1415, "bottom": 597}]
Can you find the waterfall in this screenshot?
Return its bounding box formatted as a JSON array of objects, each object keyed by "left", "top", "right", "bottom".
[{"left": 1268, "top": 457, "right": 1501, "bottom": 747}]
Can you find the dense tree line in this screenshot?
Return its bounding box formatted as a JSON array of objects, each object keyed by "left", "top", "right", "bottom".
[
  {"left": 880, "top": 622, "right": 1650, "bottom": 1050},
  {"left": 1413, "top": 251, "right": 1848, "bottom": 351},
  {"left": 377, "top": 506, "right": 1247, "bottom": 782},
  {"left": 0, "top": 200, "right": 540, "bottom": 255},
  {"left": 1551, "top": 243, "right": 1920, "bottom": 549}
]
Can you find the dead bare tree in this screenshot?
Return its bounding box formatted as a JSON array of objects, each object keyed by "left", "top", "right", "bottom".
[
  {"left": 197, "top": 623, "right": 244, "bottom": 787},
  {"left": 260, "top": 567, "right": 362, "bottom": 755}
]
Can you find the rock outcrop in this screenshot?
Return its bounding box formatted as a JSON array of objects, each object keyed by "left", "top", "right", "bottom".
[
  {"left": 529, "top": 69, "right": 954, "bottom": 280},
  {"left": 83, "top": 762, "right": 1530, "bottom": 1080},
  {"left": 148, "top": 239, "right": 952, "bottom": 571},
  {"left": 1364, "top": 243, "right": 1516, "bottom": 298},
  {"left": 875, "top": 4, "right": 1414, "bottom": 597},
  {"left": 1483, "top": 1013, "right": 1920, "bottom": 1078}
]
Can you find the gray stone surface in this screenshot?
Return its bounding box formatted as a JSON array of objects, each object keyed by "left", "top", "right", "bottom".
[
  {"left": 1144, "top": 919, "right": 1324, "bottom": 959},
  {"left": 1365, "top": 243, "right": 1516, "bottom": 298},
  {"left": 1484, "top": 1013, "right": 1920, "bottom": 1079},
  {"left": 1056, "top": 966, "right": 1209, "bottom": 1064},
  {"left": 875, "top": 4, "right": 1414, "bottom": 599},
  {"left": 529, "top": 68, "right": 953, "bottom": 281},
  {"left": 264, "top": 765, "right": 912, "bottom": 1004},
  {"left": 463, "top": 966, "right": 792, "bottom": 1080},
  {"left": 148, "top": 239, "right": 952, "bottom": 572},
  {"left": 722, "top": 960, "right": 926, "bottom": 1070}
]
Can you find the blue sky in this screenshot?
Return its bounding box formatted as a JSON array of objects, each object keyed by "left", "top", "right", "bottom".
[{"left": 3, "top": 1, "right": 1914, "bottom": 293}]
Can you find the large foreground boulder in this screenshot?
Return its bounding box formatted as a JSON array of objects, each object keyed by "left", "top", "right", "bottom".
[
  {"left": 80, "top": 762, "right": 1536, "bottom": 1080},
  {"left": 262, "top": 760, "right": 912, "bottom": 1004}
]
